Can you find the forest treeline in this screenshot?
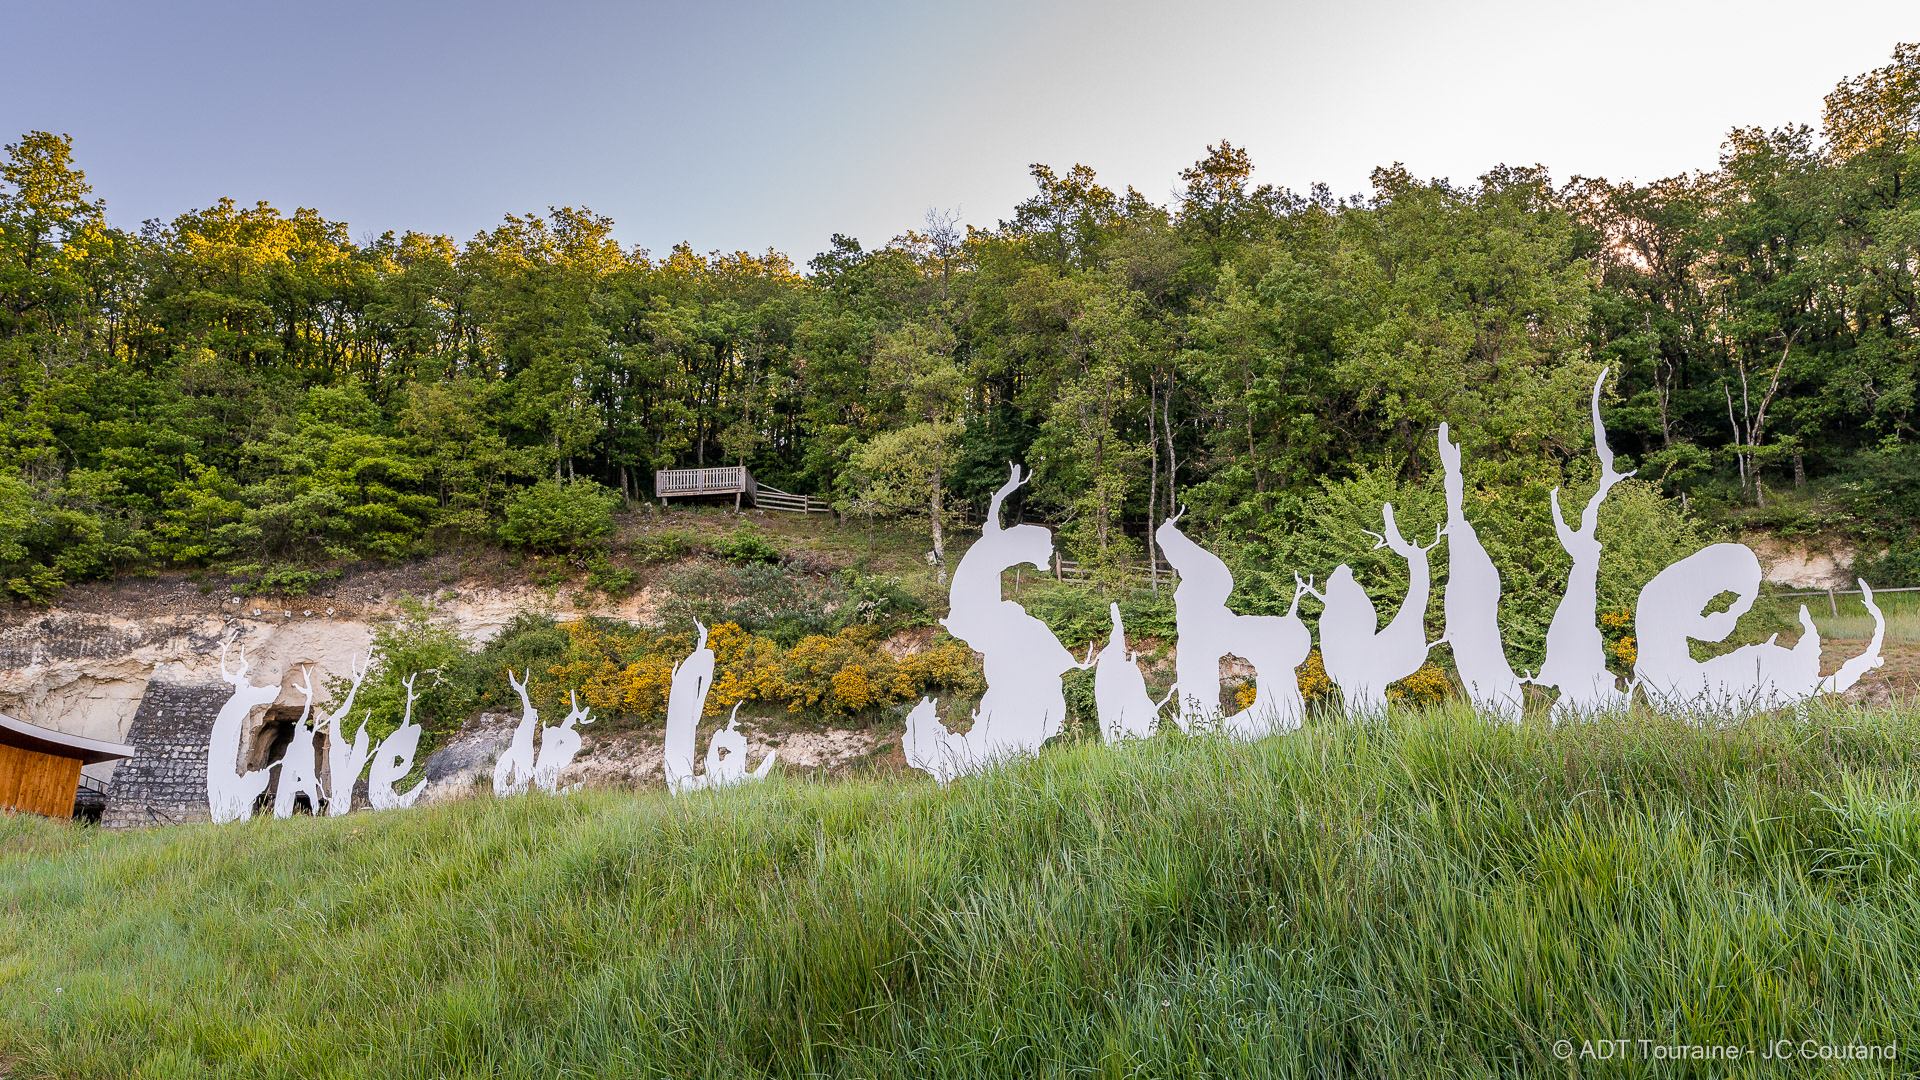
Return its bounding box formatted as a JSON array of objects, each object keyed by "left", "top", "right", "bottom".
[{"left": 2, "top": 45, "right": 1918, "bottom": 605}]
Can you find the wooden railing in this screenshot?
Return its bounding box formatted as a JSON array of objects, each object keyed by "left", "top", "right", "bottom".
[
  {"left": 654, "top": 467, "right": 834, "bottom": 513},
  {"left": 1053, "top": 556, "right": 1177, "bottom": 588},
  {"left": 655, "top": 466, "right": 751, "bottom": 498}
]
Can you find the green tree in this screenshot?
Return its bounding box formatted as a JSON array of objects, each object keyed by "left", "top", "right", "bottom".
[
  {"left": 499, "top": 477, "right": 620, "bottom": 552},
  {"left": 840, "top": 321, "right": 967, "bottom": 580}
]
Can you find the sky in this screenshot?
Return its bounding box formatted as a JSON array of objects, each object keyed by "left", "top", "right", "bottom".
[{"left": 2, "top": 0, "right": 1915, "bottom": 263}]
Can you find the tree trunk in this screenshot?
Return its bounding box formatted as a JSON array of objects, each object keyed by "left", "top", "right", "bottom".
[
  {"left": 1094, "top": 417, "right": 1109, "bottom": 556},
  {"left": 930, "top": 467, "right": 946, "bottom": 586},
  {"left": 1163, "top": 391, "right": 1178, "bottom": 511},
  {"left": 1724, "top": 383, "right": 1748, "bottom": 497},
  {"left": 1794, "top": 452, "right": 1806, "bottom": 489},
  {"left": 1146, "top": 379, "right": 1159, "bottom": 595}
]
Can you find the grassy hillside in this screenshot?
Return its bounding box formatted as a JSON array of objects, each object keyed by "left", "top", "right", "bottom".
[{"left": 6, "top": 705, "right": 1920, "bottom": 1078}]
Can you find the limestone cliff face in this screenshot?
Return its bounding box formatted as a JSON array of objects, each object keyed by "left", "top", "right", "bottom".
[
  {"left": 1, "top": 610, "right": 376, "bottom": 752},
  {"left": 0, "top": 565, "right": 657, "bottom": 784}
]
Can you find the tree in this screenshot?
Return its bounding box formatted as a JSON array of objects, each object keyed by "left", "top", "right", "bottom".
[
  {"left": 842, "top": 322, "right": 967, "bottom": 581},
  {"left": 1823, "top": 42, "right": 1920, "bottom": 162}
]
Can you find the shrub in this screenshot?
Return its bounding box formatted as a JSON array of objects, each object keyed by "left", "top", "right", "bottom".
[
  {"left": 1386, "top": 662, "right": 1452, "bottom": 708},
  {"left": 546, "top": 619, "right": 687, "bottom": 723},
  {"left": 498, "top": 479, "right": 620, "bottom": 552},
  {"left": 233, "top": 564, "right": 342, "bottom": 597},
  {"left": 327, "top": 598, "right": 479, "bottom": 751},
  {"left": 716, "top": 526, "right": 782, "bottom": 565},
  {"left": 1296, "top": 649, "right": 1334, "bottom": 706},
  {"left": 766, "top": 626, "right": 981, "bottom": 719},
  {"left": 837, "top": 570, "right": 922, "bottom": 627},
  {"left": 651, "top": 563, "right": 925, "bottom": 646},
  {"left": 626, "top": 529, "right": 694, "bottom": 566},
  {"left": 474, "top": 613, "right": 575, "bottom": 709},
  {"left": 1022, "top": 583, "right": 1176, "bottom": 649},
  {"left": 582, "top": 549, "right": 640, "bottom": 596},
  {"left": 544, "top": 619, "right": 983, "bottom": 725},
  {"left": 653, "top": 562, "right": 840, "bottom": 645}
]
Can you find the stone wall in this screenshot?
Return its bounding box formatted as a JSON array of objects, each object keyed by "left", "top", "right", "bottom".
[{"left": 101, "top": 680, "right": 228, "bottom": 829}]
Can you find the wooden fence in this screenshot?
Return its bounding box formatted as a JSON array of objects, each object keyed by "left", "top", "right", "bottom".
[
  {"left": 1770, "top": 583, "right": 1920, "bottom": 617},
  {"left": 1053, "top": 556, "right": 1177, "bottom": 588},
  {"left": 754, "top": 483, "right": 832, "bottom": 514}
]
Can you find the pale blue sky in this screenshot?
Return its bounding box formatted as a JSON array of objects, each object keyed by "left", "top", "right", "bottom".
[{"left": 2, "top": 0, "right": 1914, "bottom": 261}]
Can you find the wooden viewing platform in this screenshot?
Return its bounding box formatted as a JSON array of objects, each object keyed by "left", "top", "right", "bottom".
[
  {"left": 655, "top": 466, "right": 830, "bottom": 513},
  {"left": 656, "top": 465, "right": 754, "bottom": 499}
]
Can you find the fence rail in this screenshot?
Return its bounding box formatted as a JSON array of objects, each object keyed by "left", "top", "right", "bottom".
[
  {"left": 754, "top": 484, "right": 832, "bottom": 514},
  {"left": 1768, "top": 583, "right": 1920, "bottom": 617},
  {"left": 1053, "top": 557, "right": 1177, "bottom": 588}
]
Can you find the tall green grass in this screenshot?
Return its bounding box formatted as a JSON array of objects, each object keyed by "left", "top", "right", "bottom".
[
  {"left": 1807, "top": 588, "right": 1920, "bottom": 644},
  {"left": 6, "top": 704, "right": 1920, "bottom": 1077}
]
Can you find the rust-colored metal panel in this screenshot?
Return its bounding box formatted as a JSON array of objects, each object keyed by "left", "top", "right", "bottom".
[{"left": 0, "top": 743, "right": 83, "bottom": 818}]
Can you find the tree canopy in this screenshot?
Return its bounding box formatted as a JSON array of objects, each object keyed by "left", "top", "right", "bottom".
[{"left": 4, "top": 44, "right": 1919, "bottom": 600}]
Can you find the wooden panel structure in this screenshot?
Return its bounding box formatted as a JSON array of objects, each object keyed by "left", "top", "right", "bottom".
[
  {"left": 0, "top": 711, "right": 136, "bottom": 819},
  {"left": 0, "top": 742, "right": 83, "bottom": 818}
]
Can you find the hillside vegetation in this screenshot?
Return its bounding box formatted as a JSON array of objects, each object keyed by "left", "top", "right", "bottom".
[
  {"left": 4, "top": 45, "right": 1920, "bottom": 623},
  {"left": 6, "top": 704, "right": 1920, "bottom": 1077}
]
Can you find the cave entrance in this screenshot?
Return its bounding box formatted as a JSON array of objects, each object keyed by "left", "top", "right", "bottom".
[{"left": 245, "top": 705, "right": 329, "bottom": 817}]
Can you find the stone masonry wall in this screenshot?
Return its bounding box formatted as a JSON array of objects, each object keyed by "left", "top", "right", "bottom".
[{"left": 102, "top": 681, "right": 228, "bottom": 829}]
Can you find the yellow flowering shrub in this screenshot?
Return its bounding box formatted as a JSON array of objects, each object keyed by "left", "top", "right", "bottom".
[
  {"left": 780, "top": 629, "right": 879, "bottom": 714},
  {"left": 893, "top": 639, "right": 983, "bottom": 700},
  {"left": 548, "top": 619, "right": 687, "bottom": 721},
  {"left": 776, "top": 627, "right": 981, "bottom": 718},
  {"left": 831, "top": 665, "right": 878, "bottom": 711},
  {"left": 1599, "top": 606, "right": 1635, "bottom": 676},
  {"left": 1386, "top": 661, "right": 1453, "bottom": 708},
  {"left": 544, "top": 619, "right": 985, "bottom": 724},
  {"left": 1215, "top": 652, "right": 1452, "bottom": 713},
  {"left": 1613, "top": 635, "right": 1637, "bottom": 667},
  {"left": 707, "top": 622, "right": 786, "bottom": 717},
  {"left": 1296, "top": 649, "right": 1334, "bottom": 705}
]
